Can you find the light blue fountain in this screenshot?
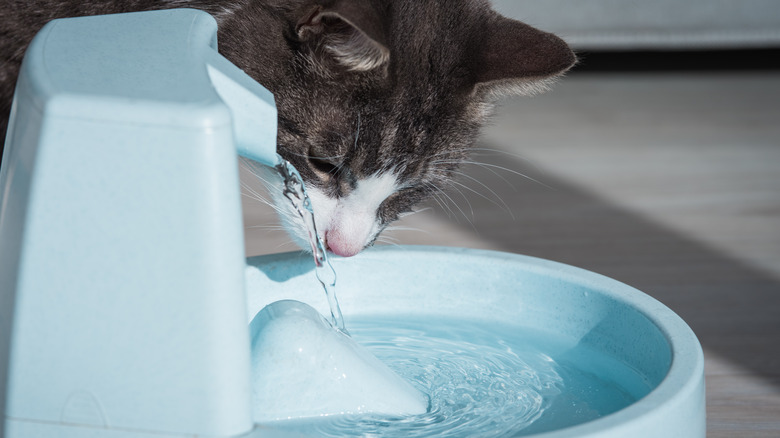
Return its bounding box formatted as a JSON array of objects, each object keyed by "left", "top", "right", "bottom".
[
  {"left": 0, "top": 9, "right": 278, "bottom": 437},
  {"left": 0, "top": 9, "right": 705, "bottom": 438}
]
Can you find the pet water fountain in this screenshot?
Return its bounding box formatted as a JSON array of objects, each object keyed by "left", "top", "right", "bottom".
[{"left": 0, "top": 9, "right": 705, "bottom": 438}]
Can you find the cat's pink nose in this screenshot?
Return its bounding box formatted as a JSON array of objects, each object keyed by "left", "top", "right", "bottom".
[{"left": 324, "top": 229, "right": 362, "bottom": 258}]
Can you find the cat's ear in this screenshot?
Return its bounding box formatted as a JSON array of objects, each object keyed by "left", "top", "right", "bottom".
[
  {"left": 297, "top": 0, "right": 389, "bottom": 72},
  {"left": 472, "top": 15, "right": 576, "bottom": 97}
]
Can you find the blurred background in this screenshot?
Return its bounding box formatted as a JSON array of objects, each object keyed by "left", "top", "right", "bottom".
[{"left": 243, "top": 1, "right": 780, "bottom": 436}]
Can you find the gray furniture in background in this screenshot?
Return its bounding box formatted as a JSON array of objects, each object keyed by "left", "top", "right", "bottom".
[{"left": 492, "top": 0, "right": 780, "bottom": 50}]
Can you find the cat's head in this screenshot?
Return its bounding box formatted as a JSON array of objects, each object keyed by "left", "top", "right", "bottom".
[{"left": 229, "top": 0, "right": 575, "bottom": 256}]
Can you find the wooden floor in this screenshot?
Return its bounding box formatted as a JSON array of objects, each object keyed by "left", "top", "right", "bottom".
[{"left": 243, "top": 72, "right": 780, "bottom": 436}]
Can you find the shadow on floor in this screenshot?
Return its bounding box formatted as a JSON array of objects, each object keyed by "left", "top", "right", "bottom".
[{"left": 425, "top": 145, "right": 780, "bottom": 384}]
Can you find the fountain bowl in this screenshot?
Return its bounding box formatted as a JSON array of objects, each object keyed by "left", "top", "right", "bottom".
[{"left": 245, "top": 245, "right": 705, "bottom": 437}]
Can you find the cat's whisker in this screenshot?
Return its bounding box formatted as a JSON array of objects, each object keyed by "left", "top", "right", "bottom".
[
  {"left": 375, "top": 236, "right": 402, "bottom": 248},
  {"left": 422, "top": 182, "right": 457, "bottom": 220},
  {"left": 384, "top": 225, "right": 430, "bottom": 235},
  {"left": 425, "top": 181, "right": 476, "bottom": 229},
  {"left": 240, "top": 159, "right": 285, "bottom": 195},
  {"left": 239, "top": 156, "right": 268, "bottom": 176},
  {"left": 430, "top": 157, "right": 551, "bottom": 196},
  {"left": 240, "top": 191, "right": 269, "bottom": 205},
  {"left": 271, "top": 239, "right": 299, "bottom": 252},
  {"left": 429, "top": 145, "right": 555, "bottom": 191},
  {"left": 447, "top": 171, "right": 515, "bottom": 219},
  {"left": 239, "top": 180, "right": 266, "bottom": 196},
  {"left": 446, "top": 178, "right": 514, "bottom": 220},
  {"left": 398, "top": 207, "right": 433, "bottom": 219},
  {"left": 240, "top": 188, "right": 290, "bottom": 217},
  {"left": 455, "top": 172, "right": 515, "bottom": 213},
  {"left": 472, "top": 152, "right": 555, "bottom": 190},
  {"left": 427, "top": 193, "right": 453, "bottom": 219},
  {"left": 465, "top": 161, "right": 554, "bottom": 190},
  {"left": 239, "top": 183, "right": 271, "bottom": 203},
  {"left": 432, "top": 186, "right": 466, "bottom": 222},
  {"left": 239, "top": 175, "right": 271, "bottom": 196},
  {"left": 468, "top": 147, "right": 549, "bottom": 169},
  {"left": 459, "top": 161, "right": 518, "bottom": 192},
  {"left": 376, "top": 234, "right": 399, "bottom": 242},
  {"left": 442, "top": 180, "right": 476, "bottom": 220}
]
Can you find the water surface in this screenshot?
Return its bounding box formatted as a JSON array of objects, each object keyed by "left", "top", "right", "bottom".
[{"left": 258, "top": 316, "right": 650, "bottom": 437}]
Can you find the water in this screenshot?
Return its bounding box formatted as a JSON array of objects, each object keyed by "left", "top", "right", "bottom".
[
  {"left": 275, "top": 160, "right": 346, "bottom": 333},
  {"left": 258, "top": 317, "right": 650, "bottom": 437}
]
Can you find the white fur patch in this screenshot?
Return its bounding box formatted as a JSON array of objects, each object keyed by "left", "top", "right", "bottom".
[
  {"left": 309, "top": 172, "right": 399, "bottom": 256},
  {"left": 305, "top": 186, "right": 339, "bottom": 237}
]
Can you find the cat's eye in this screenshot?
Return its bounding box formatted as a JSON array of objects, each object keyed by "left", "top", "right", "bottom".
[{"left": 308, "top": 155, "right": 340, "bottom": 175}]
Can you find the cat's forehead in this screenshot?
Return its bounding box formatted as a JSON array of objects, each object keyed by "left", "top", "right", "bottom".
[{"left": 290, "top": 73, "right": 478, "bottom": 136}]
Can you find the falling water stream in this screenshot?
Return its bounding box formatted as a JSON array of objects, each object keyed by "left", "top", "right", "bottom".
[{"left": 275, "top": 159, "right": 347, "bottom": 333}]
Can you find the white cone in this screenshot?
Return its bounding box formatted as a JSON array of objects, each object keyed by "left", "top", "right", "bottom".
[{"left": 249, "top": 300, "right": 428, "bottom": 421}]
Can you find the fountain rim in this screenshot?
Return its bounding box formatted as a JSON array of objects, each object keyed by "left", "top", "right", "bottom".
[{"left": 248, "top": 245, "right": 705, "bottom": 437}]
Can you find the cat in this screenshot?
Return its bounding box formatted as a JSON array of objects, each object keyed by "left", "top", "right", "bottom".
[{"left": 0, "top": 0, "right": 575, "bottom": 257}]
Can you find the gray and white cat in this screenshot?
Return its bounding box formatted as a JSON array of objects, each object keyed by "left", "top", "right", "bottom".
[{"left": 0, "top": 0, "right": 575, "bottom": 256}]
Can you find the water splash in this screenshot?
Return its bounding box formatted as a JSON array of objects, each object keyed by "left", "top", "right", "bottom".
[{"left": 275, "top": 159, "right": 347, "bottom": 333}]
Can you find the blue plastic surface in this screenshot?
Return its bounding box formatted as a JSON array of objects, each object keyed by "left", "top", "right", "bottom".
[
  {"left": 245, "top": 246, "right": 706, "bottom": 438},
  {"left": 0, "top": 9, "right": 278, "bottom": 438}
]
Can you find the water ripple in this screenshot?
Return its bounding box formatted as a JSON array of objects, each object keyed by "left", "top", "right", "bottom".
[{"left": 313, "top": 321, "right": 564, "bottom": 437}]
